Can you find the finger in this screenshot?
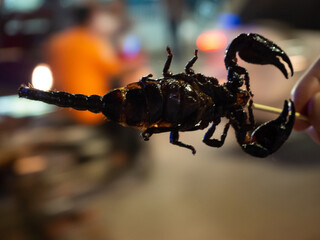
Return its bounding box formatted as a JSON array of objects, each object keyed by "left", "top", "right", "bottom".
[
  {"left": 291, "top": 58, "right": 320, "bottom": 131},
  {"left": 306, "top": 126, "right": 320, "bottom": 144},
  {"left": 307, "top": 92, "right": 320, "bottom": 134}
]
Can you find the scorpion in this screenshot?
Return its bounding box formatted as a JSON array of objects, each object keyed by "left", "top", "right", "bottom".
[{"left": 19, "top": 33, "right": 295, "bottom": 158}]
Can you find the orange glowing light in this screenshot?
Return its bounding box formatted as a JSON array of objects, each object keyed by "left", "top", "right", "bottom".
[{"left": 196, "top": 31, "right": 228, "bottom": 52}]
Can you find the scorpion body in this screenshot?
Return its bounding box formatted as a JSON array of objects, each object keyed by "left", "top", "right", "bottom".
[{"left": 19, "top": 33, "right": 295, "bottom": 157}]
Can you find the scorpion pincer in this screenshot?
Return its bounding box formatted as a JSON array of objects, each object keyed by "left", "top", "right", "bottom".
[{"left": 19, "top": 33, "right": 295, "bottom": 158}]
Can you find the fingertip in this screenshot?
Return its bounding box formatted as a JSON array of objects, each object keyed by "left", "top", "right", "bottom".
[
  {"left": 290, "top": 78, "right": 308, "bottom": 113},
  {"left": 306, "top": 126, "right": 320, "bottom": 144},
  {"left": 293, "top": 119, "right": 310, "bottom": 131},
  {"left": 291, "top": 57, "right": 320, "bottom": 112},
  {"left": 290, "top": 84, "right": 298, "bottom": 102},
  {"left": 307, "top": 92, "right": 320, "bottom": 133}
]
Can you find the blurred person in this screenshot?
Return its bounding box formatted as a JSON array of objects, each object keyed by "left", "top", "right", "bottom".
[
  {"left": 46, "top": 4, "right": 148, "bottom": 175},
  {"left": 292, "top": 58, "right": 320, "bottom": 143},
  {"left": 46, "top": 5, "right": 121, "bottom": 124}
]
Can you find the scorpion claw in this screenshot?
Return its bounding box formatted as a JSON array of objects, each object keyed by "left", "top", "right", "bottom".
[
  {"left": 239, "top": 100, "right": 295, "bottom": 158},
  {"left": 225, "top": 33, "right": 293, "bottom": 78}
]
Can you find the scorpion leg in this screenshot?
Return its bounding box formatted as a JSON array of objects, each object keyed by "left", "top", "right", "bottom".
[
  {"left": 142, "top": 126, "right": 176, "bottom": 141},
  {"left": 181, "top": 120, "right": 210, "bottom": 132},
  {"left": 163, "top": 46, "right": 173, "bottom": 77},
  {"left": 170, "top": 131, "right": 196, "bottom": 154},
  {"left": 185, "top": 49, "right": 198, "bottom": 74},
  {"left": 236, "top": 100, "right": 295, "bottom": 158},
  {"left": 227, "top": 65, "right": 252, "bottom": 96},
  {"left": 225, "top": 33, "right": 293, "bottom": 79},
  {"left": 203, "top": 121, "right": 230, "bottom": 147},
  {"left": 139, "top": 73, "right": 153, "bottom": 85},
  {"left": 142, "top": 126, "right": 198, "bottom": 154}
]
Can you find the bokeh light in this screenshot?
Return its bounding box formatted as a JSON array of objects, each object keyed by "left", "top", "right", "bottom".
[
  {"left": 122, "top": 34, "right": 141, "bottom": 59},
  {"left": 31, "top": 63, "right": 53, "bottom": 91},
  {"left": 196, "top": 30, "right": 228, "bottom": 52}
]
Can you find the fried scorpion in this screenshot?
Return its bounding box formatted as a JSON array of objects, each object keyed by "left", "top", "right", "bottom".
[{"left": 18, "top": 33, "right": 295, "bottom": 157}]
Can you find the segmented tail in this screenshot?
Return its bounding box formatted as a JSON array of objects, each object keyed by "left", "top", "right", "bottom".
[{"left": 18, "top": 86, "right": 103, "bottom": 113}]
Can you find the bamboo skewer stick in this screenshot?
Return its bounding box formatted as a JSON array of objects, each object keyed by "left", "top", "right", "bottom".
[{"left": 251, "top": 102, "right": 309, "bottom": 122}]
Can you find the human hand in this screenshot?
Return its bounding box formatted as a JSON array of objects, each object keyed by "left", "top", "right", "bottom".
[{"left": 291, "top": 58, "right": 320, "bottom": 143}]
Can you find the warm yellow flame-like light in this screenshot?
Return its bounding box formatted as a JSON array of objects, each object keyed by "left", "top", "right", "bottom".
[{"left": 31, "top": 64, "right": 53, "bottom": 91}]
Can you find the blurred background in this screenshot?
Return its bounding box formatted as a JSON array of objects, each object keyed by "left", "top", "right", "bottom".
[{"left": 1, "top": 0, "right": 320, "bottom": 239}]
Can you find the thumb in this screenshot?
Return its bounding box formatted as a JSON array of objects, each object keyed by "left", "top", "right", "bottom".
[
  {"left": 291, "top": 58, "right": 320, "bottom": 131},
  {"left": 306, "top": 92, "right": 320, "bottom": 142}
]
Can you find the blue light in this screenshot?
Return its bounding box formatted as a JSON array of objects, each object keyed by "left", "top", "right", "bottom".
[
  {"left": 217, "top": 13, "right": 241, "bottom": 29},
  {"left": 122, "top": 35, "right": 141, "bottom": 59}
]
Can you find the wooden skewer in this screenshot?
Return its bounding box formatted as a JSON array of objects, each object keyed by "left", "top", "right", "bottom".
[{"left": 251, "top": 103, "right": 309, "bottom": 122}]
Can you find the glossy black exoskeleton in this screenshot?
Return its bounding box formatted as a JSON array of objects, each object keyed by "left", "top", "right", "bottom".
[{"left": 19, "top": 33, "right": 295, "bottom": 157}]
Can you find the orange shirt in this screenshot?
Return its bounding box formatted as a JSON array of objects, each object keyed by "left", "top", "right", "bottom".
[{"left": 47, "top": 27, "right": 120, "bottom": 124}]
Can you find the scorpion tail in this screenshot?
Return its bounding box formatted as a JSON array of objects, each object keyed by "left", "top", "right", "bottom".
[
  {"left": 18, "top": 86, "right": 103, "bottom": 113},
  {"left": 225, "top": 33, "right": 293, "bottom": 78}
]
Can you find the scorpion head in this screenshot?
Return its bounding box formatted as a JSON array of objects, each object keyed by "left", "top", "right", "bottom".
[{"left": 236, "top": 89, "right": 250, "bottom": 107}]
